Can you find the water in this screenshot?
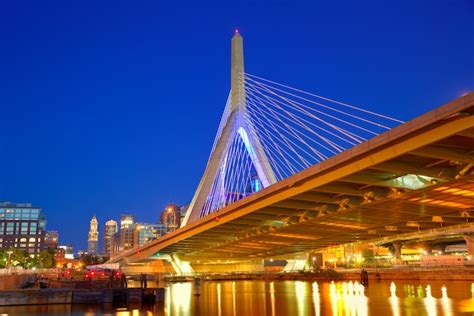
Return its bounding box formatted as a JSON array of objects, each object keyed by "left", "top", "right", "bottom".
[{"left": 1, "top": 280, "right": 473, "bottom": 315}]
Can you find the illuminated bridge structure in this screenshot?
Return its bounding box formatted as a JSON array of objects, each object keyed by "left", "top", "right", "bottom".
[{"left": 110, "top": 33, "right": 474, "bottom": 271}]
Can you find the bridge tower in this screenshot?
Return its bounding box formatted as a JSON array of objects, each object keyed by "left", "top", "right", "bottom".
[{"left": 182, "top": 31, "right": 277, "bottom": 226}]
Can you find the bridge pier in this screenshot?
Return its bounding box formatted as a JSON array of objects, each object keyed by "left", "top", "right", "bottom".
[
  {"left": 464, "top": 234, "right": 474, "bottom": 264},
  {"left": 170, "top": 254, "right": 194, "bottom": 275},
  {"left": 392, "top": 242, "right": 403, "bottom": 264}
]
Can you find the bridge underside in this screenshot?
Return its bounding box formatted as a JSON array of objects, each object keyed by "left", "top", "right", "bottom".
[{"left": 112, "top": 93, "right": 474, "bottom": 265}]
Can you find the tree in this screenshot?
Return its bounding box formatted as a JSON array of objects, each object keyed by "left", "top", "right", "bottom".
[
  {"left": 38, "top": 249, "right": 55, "bottom": 269},
  {"left": 362, "top": 249, "right": 374, "bottom": 263}
]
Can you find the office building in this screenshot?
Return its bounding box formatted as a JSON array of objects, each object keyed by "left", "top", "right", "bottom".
[
  {"left": 45, "top": 230, "right": 59, "bottom": 249},
  {"left": 59, "top": 244, "right": 74, "bottom": 259},
  {"left": 120, "top": 214, "right": 135, "bottom": 251},
  {"left": 87, "top": 215, "right": 99, "bottom": 255},
  {"left": 0, "top": 202, "right": 47, "bottom": 254},
  {"left": 103, "top": 219, "right": 117, "bottom": 257},
  {"left": 133, "top": 222, "right": 166, "bottom": 246},
  {"left": 160, "top": 204, "right": 180, "bottom": 233}
]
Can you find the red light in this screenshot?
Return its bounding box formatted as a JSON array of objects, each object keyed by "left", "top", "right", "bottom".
[{"left": 214, "top": 216, "right": 220, "bottom": 222}]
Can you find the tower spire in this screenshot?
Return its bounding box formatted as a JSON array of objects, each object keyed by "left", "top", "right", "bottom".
[
  {"left": 181, "top": 32, "right": 277, "bottom": 226},
  {"left": 231, "top": 32, "right": 246, "bottom": 112}
]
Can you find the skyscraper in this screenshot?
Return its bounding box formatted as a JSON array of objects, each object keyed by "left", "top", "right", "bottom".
[
  {"left": 103, "top": 219, "right": 117, "bottom": 257},
  {"left": 133, "top": 222, "right": 166, "bottom": 247},
  {"left": 87, "top": 215, "right": 99, "bottom": 255},
  {"left": 119, "top": 214, "right": 135, "bottom": 251},
  {"left": 160, "top": 204, "right": 180, "bottom": 233}
]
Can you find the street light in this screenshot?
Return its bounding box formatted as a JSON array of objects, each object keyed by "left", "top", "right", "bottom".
[{"left": 6, "top": 250, "right": 13, "bottom": 272}]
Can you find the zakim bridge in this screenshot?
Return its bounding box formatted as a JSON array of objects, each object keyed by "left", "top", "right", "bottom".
[{"left": 110, "top": 32, "right": 474, "bottom": 273}]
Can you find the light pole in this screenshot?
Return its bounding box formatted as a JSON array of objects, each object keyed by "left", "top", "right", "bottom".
[{"left": 6, "top": 250, "right": 13, "bottom": 273}]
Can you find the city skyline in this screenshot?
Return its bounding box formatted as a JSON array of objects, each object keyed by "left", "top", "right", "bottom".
[{"left": 1, "top": 0, "right": 473, "bottom": 251}]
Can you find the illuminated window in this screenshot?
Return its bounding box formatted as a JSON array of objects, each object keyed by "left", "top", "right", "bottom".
[
  {"left": 30, "top": 223, "right": 37, "bottom": 235},
  {"left": 21, "top": 222, "right": 29, "bottom": 234},
  {"left": 6, "top": 222, "right": 14, "bottom": 235}
]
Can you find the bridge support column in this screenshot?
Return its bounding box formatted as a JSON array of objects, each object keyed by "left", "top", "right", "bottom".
[
  {"left": 283, "top": 259, "right": 308, "bottom": 272},
  {"left": 464, "top": 234, "right": 474, "bottom": 264},
  {"left": 392, "top": 242, "right": 403, "bottom": 264},
  {"left": 170, "top": 255, "right": 194, "bottom": 275}
]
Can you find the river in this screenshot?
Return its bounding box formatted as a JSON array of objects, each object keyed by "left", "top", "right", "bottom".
[{"left": 1, "top": 280, "right": 473, "bottom": 315}]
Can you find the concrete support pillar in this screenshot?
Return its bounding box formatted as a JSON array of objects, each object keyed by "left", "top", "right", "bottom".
[
  {"left": 392, "top": 242, "right": 403, "bottom": 264},
  {"left": 464, "top": 234, "right": 474, "bottom": 263},
  {"left": 283, "top": 259, "right": 307, "bottom": 272},
  {"left": 170, "top": 255, "right": 194, "bottom": 275}
]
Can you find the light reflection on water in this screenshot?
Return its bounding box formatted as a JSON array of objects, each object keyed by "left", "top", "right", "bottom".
[{"left": 1, "top": 280, "right": 473, "bottom": 315}]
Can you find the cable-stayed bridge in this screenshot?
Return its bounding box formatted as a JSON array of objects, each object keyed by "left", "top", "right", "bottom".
[{"left": 110, "top": 32, "right": 474, "bottom": 272}]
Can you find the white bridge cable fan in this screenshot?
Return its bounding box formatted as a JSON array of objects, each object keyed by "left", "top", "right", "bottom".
[{"left": 198, "top": 73, "right": 403, "bottom": 217}]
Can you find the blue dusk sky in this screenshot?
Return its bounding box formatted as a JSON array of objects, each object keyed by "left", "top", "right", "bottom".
[{"left": 0, "top": 0, "right": 473, "bottom": 251}]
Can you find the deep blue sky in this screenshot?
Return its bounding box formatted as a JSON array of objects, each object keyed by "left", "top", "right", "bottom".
[{"left": 1, "top": 0, "right": 473, "bottom": 251}]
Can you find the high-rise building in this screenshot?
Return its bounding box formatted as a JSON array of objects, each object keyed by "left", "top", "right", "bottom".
[
  {"left": 87, "top": 215, "right": 99, "bottom": 255},
  {"left": 160, "top": 204, "right": 180, "bottom": 233},
  {"left": 110, "top": 232, "right": 121, "bottom": 258},
  {"left": 44, "top": 230, "right": 59, "bottom": 249},
  {"left": 103, "top": 219, "right": 117, "bottom": 257},
  {"left": 0, "top": 202, "right": 47, "bottom": 254},
  {"left": 179, "top": 204, "right": 189, "bottom": 226},
  {"left": 119, "top": 214, "right": 135, "bottom": 251},
  {"left": 133, "top": 222, "right": 166, "bottom": 247},
  {"left": 109, "top": 214, "right": 135, "bottom": 258},
  {"left": 59, "top": 244, "right": 74, "bottom": 259}
]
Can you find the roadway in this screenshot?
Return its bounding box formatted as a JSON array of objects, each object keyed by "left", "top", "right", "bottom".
[{"left": 111, "top": 92, "right": 474, "bottom": 265}]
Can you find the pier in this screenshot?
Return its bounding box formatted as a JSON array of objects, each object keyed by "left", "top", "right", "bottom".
[{"left": 0, "top": 287, "right": 164, "bottom": 306}]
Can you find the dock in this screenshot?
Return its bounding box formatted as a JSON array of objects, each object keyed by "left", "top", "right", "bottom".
[{"left": 0, "top": 287, "right": 165, "bottom": 306}]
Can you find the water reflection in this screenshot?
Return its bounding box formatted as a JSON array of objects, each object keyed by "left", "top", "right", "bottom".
[
  {"left": 329, "top": 280, "right": 368, "bottom": 316},
  {"left": 458, "top": 282, "right": 474, "bottom": 313},
  {"left": 389, "top": 282, "right": 400, "bottom": 316},
  {"left": 270, "top": 281, "right": 276, "bottom": 316},
  {"left": 216, "top": 282, "right": 221, "bottom": 316},
  {"left": 1, "top": 280, "right": 473, "bottom": 315},
  {"left": 312, "top": 282, "right": 320, "bottom": 316},
  {"left": 423, "top": 285, "right": 436, "bottom": 316},
  {"left": 441, "top": 286, "right": 453, "bottom": 316},
  {"left": 232, "top": 281, "right": 236, "bottom": 316},
  {"left": 295, "top": 281, "right": 308, "bottom": 315}
]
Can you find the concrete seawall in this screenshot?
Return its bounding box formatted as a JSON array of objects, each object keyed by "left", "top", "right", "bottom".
[
  {"left": 0, "top": 289, "right": 73, "bottom": 306},
  {"left": 0, "top": 288, "right": 164, "bottom": 306},
  {"left": 0, "top": 274, "right": 36, "bottom": 290},
  {"left": 340, "top": 268, "right": 474, "bottom": 282}
]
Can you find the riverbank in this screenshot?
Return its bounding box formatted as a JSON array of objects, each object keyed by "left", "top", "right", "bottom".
[
  {"left": 0, "top": 288, "right": 163, "bottom": 306},
  {"left": 166, "top": 267, "right": 474, "bottom": 283}
]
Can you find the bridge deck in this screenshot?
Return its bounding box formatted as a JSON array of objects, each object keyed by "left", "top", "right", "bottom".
[{"left": 112, "top": 93, "right": 474, "bottom": 264}]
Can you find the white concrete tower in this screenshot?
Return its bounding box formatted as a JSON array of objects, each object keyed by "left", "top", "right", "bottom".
[{"left": 182, "top": 31, "right": 277, "bottom": 226}]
